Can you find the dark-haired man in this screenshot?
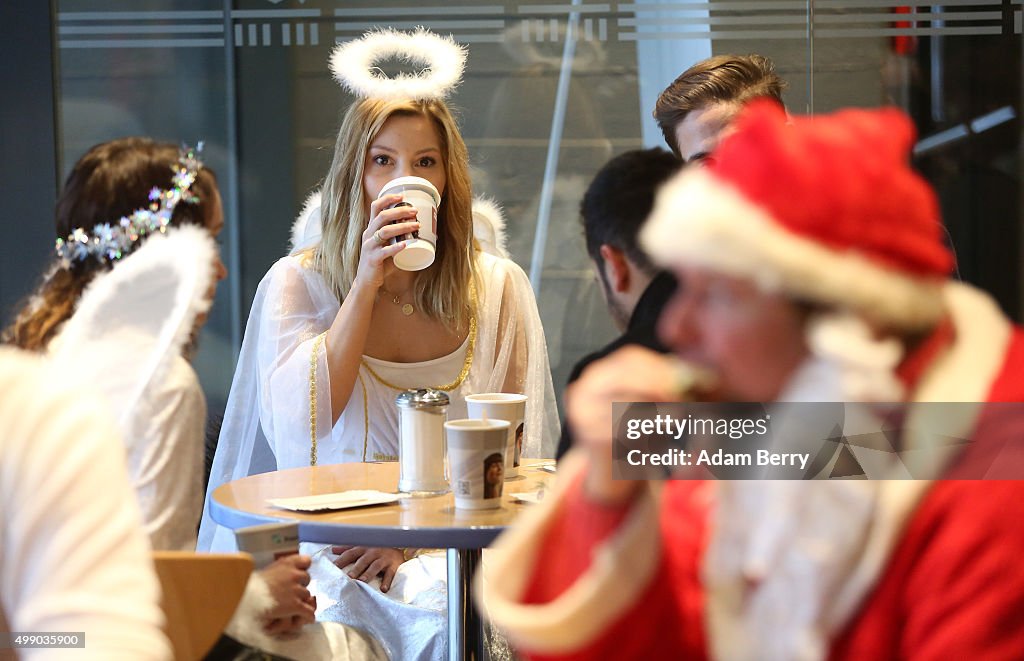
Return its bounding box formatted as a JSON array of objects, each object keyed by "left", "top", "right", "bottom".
[
  {"left": 557, "top": 148, "right": 681, "bottom": 459},
  {"left": 484, "top": 101, "right": 1024, "bottom": 661}
]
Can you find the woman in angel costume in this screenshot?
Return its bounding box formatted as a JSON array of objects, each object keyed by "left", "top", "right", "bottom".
[
  {"left": 4, "top": 138, "right": 385, "bottom": 658},
  {"left": 4, "top": 138, "right": 227, "bottom": 553},
  {"left": 0, "top": 347, "right": 171, "bottom": 659},
  {"left": 200, "top": 28, "right": 558, "bottom": 659}
]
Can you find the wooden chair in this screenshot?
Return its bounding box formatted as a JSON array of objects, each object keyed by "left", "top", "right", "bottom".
[
  {"left": 0, "top": 608, "right": 13, "bottom": 661},
  {"left": 152, "top": 551, "right": 253, "bottom": 660}
]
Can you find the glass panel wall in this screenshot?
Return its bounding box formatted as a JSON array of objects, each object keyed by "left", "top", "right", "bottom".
[
  {"left": 43, "top": 0, "right": 1023, "bottom": 426},
  {"left": 55, "top": 0, "right": 236, "bottom": 412}
]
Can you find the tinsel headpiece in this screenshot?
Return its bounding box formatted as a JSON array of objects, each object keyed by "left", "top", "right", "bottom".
[
  {"left": 329, "top": 28, "right": 466, "bottom": 101},
  {"left": 55, "top": 143, "right": 205, "bottom": 267}
]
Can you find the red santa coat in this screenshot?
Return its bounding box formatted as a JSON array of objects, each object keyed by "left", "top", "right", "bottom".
[{"left": 481, "top": 285, "right": 1024, "bottom": 660}]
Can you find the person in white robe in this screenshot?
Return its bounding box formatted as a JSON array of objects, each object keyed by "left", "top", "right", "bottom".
[
  {"left": 5, "top": 137, "right": 385, "bottom": 660},
  {"left": 0, "top": 347, "right": 172, "bottom": 660},
  {"left": 200, "top": 29, "right": 558, "bottom": 660}
]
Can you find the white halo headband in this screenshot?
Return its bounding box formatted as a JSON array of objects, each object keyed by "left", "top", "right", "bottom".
[{"left": 330, "top": 27, "right": 466, "bottom": 101}]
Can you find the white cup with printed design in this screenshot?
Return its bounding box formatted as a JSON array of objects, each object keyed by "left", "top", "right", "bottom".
[
  {"left": 446, "top": 419, "right": 509, "bottom": 510},
  {"left": 377, "top": 176, "right": 441, "bottom": 271},
  {"left": 465, "top": 393, "right": 527, "bottom": 478},
  {"left": 234, "top": 522, "right": 299, "bottom": 569}
]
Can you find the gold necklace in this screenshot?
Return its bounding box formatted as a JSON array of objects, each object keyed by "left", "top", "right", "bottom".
[
  {"left": 379, "top": 285, "right": 414, "bottom": 316},
  {"left": 362, "top": 312, "right": 476, "bottom": 391},
  {"left": 310, "top": 283, "right": 478, "bottom": 466},
  {"left": 361, "top": 282, "right": 477, "bottom": 391}
]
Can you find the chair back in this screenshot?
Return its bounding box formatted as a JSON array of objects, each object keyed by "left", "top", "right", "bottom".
[
  {"left": 153, "top": 551, "right": 253, "bottom": 660},
  {"left": 0, "top": 607, "right": 13, "bottom": 661}
]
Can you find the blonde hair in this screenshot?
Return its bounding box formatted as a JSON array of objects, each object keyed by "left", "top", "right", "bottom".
[{"left": 316, "top": 97, "right": 477, "bottom": 330}]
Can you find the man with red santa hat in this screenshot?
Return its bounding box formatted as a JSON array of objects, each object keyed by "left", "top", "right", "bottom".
[{"left": 479, "top": 101, "right": 1024, "bottom": 660}]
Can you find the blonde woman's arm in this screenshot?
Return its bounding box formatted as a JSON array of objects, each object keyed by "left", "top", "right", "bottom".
[{"left": 324, "top": 193, "right": 418, "bottom": 424}]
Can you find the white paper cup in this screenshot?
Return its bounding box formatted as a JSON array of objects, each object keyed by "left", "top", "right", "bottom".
[
  {"left": 465, "top": 393, "right": 527, "bottom": 478},
  {"left": 445, "top": 418, "right": 510, "bottom": 510},
  {"left": 377, "top": 176, "right": 441, "bottom": 271},
  {"left": 234, "top": 522, "right": 299, "bottom": 569}
]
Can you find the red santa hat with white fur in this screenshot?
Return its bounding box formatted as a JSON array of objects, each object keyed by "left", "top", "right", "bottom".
[{"left": 640, "top": 100, "right": 954, "bottom": 331}]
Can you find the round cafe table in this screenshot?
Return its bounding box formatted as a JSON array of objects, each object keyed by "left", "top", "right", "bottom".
[{"left": 209, "top": 459, "right": 555, "bottom": 661}]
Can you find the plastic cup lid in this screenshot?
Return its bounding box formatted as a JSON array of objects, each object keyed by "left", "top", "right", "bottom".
[{"left": 377, "top": 176, "right": 441, "bottom": 205}]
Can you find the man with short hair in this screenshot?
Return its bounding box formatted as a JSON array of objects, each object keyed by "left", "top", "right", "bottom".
[
  {"left": 655, "top": 54, "right": 786, "bottom": 163},
  {"left": 557, "top": 148, "right": 681, "bottom": 459},
  {"left": 556, "top": 56, "right": 788, "bottom": 459},
  {"left": 482, "top": 102, "right": 1024, "bottom": 659}
]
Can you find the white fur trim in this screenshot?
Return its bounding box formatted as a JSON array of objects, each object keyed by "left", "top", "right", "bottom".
[
  {"left": 471, "top": 196, "right": 510, "bottom": 258},
  {"left": 330, "top": 28, "right": 466, "bottom": 101},
  {"left": 225, "top": 575, "right": 388, "bottom": 660},
  {"left": 823, "top": 480, "right": 930, "bottom": 635},
  {"left": 913, "top": 282, "right": 1012, "bottom": 402},
  {"left": 806, "top": 313, "right": 906, "bottom": 402},
  {"left": 640, "top": 168, "right": 947, "bottom": 331},
  {"left": 290, "top": 190, "right": 323, "bottom": 254},
  {"left": 478, "top": 451, "right": 662, "bottom": 654},
  {"left": 890, "top": 284, "right": 1012, "bottom": 480}
]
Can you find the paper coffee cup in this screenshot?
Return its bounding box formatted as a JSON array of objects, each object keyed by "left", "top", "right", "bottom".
[
  {"left": 234, "top": 522, "right": 299, "bottom": 569},
  {"left": 446, "top": 418, "right": 510, "bottom": 510},
  {"left": 377, "top": 176, "right": 441, "bottom": 271},
  {"left": 465, "top": 393, "right": 527, "bottom": 478}
]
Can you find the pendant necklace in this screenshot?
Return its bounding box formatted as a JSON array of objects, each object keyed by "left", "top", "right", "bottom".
[{"left": 380, "top": 285, "right": 414, "bottom": 316}]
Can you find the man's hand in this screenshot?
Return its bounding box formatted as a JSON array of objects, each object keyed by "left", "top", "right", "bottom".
[
  {"left": 258, "top": 554, "right": 316, "bottom": 636},
  {"left": 331, "top": 546, "right": 404, "bottom": 593},
  {"left": 567, "top": 346, "right": 687, "bottom": 504}
]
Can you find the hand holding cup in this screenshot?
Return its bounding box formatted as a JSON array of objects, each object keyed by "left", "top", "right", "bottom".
[
  {"left": 357, "top": 193, "right": 420, "bottom": 288},
  {"left": 375, "top": 177, "right": 441, "bottom": 271}
]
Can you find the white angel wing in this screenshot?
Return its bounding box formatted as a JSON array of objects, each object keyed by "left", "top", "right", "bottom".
[
  {"left": 290, "top": 190, "right": 323, "bottom": 254},
  {"left": 51, "top": 225, "right": 216, "bottom": 447},
  {"left": 472, "top": 196, "right": 510, "bottom": 258}
]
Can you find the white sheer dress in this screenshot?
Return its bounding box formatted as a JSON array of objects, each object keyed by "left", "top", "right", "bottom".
[{"left": 199, "top": 247, "right": 557, "bottom": 660}]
